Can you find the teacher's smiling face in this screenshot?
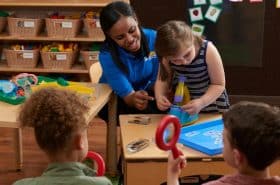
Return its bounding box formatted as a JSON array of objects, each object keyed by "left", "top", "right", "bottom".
[{"left": 108, "top": 16, "right": 141, "bottom": 53}]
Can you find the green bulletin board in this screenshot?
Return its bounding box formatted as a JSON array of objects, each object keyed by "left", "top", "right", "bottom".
[{"left": 187, "top": 1, "right": 265, "bottom": 67}]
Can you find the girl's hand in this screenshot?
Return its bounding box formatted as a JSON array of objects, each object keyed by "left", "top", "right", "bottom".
[
  {"left": 156, "top": 95, "right": 172, "bottom": 111},
  {"left": 133, "top": 90, "right": 154, "bottom": 110},
  {"left": 181, "top": 99, "right": 204, "bottom": 115},
  {"left": 167, "top": 153, "right": 187, "bottom": 185}
]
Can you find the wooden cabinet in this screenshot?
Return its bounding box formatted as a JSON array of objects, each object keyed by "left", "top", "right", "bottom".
[{"left": 0, "top": 0, "right": 129, "bottom": 80}]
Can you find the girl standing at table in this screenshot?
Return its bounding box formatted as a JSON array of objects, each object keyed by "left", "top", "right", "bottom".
[{"left": 155, "top": 20, "right": 230, "bottom": 115}]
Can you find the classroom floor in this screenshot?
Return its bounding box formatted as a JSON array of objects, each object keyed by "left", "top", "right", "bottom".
[{"left": 0, "top": 118, "right": 120, "bottom": 185}]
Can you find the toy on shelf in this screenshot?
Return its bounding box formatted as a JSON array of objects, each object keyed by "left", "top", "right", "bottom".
[
  {"left": 12, "top": 73, "right": 38, "bottom": 98},
  {"left": 0, "top": 73, "right": 37, "bottom": 105},
  {"left": 32, "top": 76, "right": 96, "bottom": 101},
  {"left": 169, "top": 75, "right": 198, "bottom": 126},
  {"left": 10, "top": 44, "right": 40, "bottom": 51},
  {"left": 0, "top": 80, "right": 25, "bottom": 105},
  {"left": 41, "top": 42, "right": 78, "bottom": 52},
  {"left": 0, "top": 73, "right": 96, "bottom": 105},
  {"left": 0, "top": 73, "right": 39, "bottom": 105},
  {"left": 49, "top": 12, "right": 81, "bottom": 19}
]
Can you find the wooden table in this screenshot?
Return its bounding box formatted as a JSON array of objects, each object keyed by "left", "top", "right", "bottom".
[
  {"left": 0, "top": 83, "right": 118, "bottom": 175},
  {"left": 120, "top": 114, "right": 280, "bottom": 185}
]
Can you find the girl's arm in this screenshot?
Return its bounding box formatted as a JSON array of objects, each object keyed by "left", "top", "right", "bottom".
[
  {"left": 201, "top": 42, "right": 226, "bottom": 106},
  {"left": 155, "top": 58, "right": 172, "bottom": 111}
]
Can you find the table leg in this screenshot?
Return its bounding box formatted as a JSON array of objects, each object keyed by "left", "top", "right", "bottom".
[
  {"left": 106, "top": 93, "right": 118, "bottom": 175},
  {"left": 13, "top": 127, "right": 23, "bottom": 171}
]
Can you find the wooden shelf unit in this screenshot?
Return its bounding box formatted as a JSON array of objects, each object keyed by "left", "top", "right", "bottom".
[
  {"left": 0, "top": 0, "right": 129, "bottom": 7},
  {"left": 0, "top": 0, "right": 129, "bottom": 78},
  {"left": 0, "top": 61, "right": 88, "bottom": 74},
  {"left": 0, "top": 33, "right": 104, "bottom": 42}
]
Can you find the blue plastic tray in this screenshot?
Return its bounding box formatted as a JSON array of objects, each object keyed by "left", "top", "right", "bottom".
[{"left": 178, "top": 118, "right": 223, "bottom": 156}]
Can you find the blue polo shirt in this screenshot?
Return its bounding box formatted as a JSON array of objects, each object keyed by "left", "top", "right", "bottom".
[{"left": 99, "top": 28, "right": 159, "bottom": 98}]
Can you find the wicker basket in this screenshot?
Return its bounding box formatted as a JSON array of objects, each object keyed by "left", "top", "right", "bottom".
[
  {"left": 4, "top": 48, "right": 39, "bottom": 68},
  {"left": 7, "top": 17, "right": 43, "bottom": 37},
  {"left": 83, "top": 18, "right": 104, "bottom": 39},
  {"left": 0, "top": 17, "right": 7, "bottom": 33},
  {"left": 81, "top": 50, "right": 99, "bottom": 69},
  {"left": 41, "top": 50, "right": 77, "bottom": 69},
  {"left": 46, "top": 18, "right": 81, "bottom": 38}
]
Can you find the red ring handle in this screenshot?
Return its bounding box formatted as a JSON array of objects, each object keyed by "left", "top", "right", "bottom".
[
  {"left": 155, "top": 115, "right": 181, "bottom": 158},
  {"left": 86, "top": 151, "right": 105, "bottom": 176}
]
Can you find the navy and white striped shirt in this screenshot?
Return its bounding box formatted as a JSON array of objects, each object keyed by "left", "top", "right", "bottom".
[{"left": 170, "top": 40, "right": 230, "bottom": 113}]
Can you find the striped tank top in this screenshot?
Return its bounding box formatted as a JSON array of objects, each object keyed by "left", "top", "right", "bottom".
[{"left": 170, "top": 40, "right": 230, "bottom": 113}]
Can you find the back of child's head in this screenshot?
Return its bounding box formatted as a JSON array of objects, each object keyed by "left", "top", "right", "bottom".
[
  {"left": 155, "top": 20, "right": 202, "bottom": 58},
  {"left": 19, "top": 88, "right": 89, "bottom": 156},
  {"left": 223, "top": 101, "right": 280, "bottom": 170}
]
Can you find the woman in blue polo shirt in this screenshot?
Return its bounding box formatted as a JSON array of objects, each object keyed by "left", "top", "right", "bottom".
[{"left": 99, "top": 1, "right": 161, "bottom": 115}]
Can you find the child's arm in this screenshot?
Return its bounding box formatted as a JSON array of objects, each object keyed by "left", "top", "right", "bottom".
[
  {"left": 167, "top": 153, "right": 187, "bottom": 185},
  {"left": 155, "top": 58, "right": 172, "bottom": 111},
  {"left": 182, "top": 42, "right": 226, "bottom": 114}
]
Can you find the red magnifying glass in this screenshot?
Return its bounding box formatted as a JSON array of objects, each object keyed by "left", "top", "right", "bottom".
[
  {"left": 84, "top": 151, "right": 105, "bottom": 176},
  {"left": 155, "top": 115, "right": 183, "bottom": 158}
]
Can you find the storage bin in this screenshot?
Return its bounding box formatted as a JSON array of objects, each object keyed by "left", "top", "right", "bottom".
[
  {"left": 0, "top": 17, "right": 7, "bottom": 33},
  {"left": 45, "top": 18, "right": 81, "bottom": 38},
  {"left": 4, "top": 48, "right": 39, "bottom": 68},
  {"left": 7, "top": 17, "right": 43, "bottom": 37},
  {"left": 41, "top": 50, "right": 77, "bottom": 69},
  {"left": 80, "top": 50, "right": 99, "bottom": 69},
  {"left": 83, "top": 18, "right": 104, "bottom": 39}
]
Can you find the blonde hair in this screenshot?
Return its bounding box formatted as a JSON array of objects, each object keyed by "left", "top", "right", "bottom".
[
  {"left": 19, "top": 88, "right": 89, "bottom": 155},
  {"left": 155, "top": 20, "right": 202, "bottom": 58},
  {"left": 155, "top": 20, "right": 203, "bottom": 81}
]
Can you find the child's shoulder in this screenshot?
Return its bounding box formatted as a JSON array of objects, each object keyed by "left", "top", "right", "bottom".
[
  {"left": 12, "top": 176, "right": 112, "bottom": 185},
  {"left": 12, "top": 177, "right": 39, "bottom": 185},
  {"left": 86, "top": 176, "right": 113, "bottom": 185}
]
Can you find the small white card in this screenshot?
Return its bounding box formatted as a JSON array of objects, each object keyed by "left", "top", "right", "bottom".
[
  {"left": 62, "top": 22, "right": 73, "bottom": 28},
  {"left": 24, "top": 21, "right": 35, "bottom": 28},
  {"left": 229, "top": 0, "right": 243, "bottom": 2},
  {"left": 189, "top": 7, "right": 204, "bottom": 22},
  {"left": 193, "top": 0, "right": 206, "bottom": 6},
  {"left": 277, "top": 0, "right": 280, "bottom": 8},
  {"left": 205, "top": 6, "right": 222, "bottom": 23},
  {"left": 23, "top": 52, "right": 34, "bottom": 59},
  {"left": 96, "top": 19, "right": 101, "bottom": 28},
  {"left": 56, "top": 54, "right": 67, "bottom": 60},
  {"left": 88, "top": 53, "right": 99, "bottom": 60},
  {"left": 191, "top": 23, "right": 205, "bottom": 36},
  {"left": 209, "top": 0, "right": 223, "bottom": 5}
]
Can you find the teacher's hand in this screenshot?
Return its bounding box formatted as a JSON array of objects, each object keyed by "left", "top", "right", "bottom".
[{"left": 133, "top": 90, "right": 154, "bottom": 110}]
